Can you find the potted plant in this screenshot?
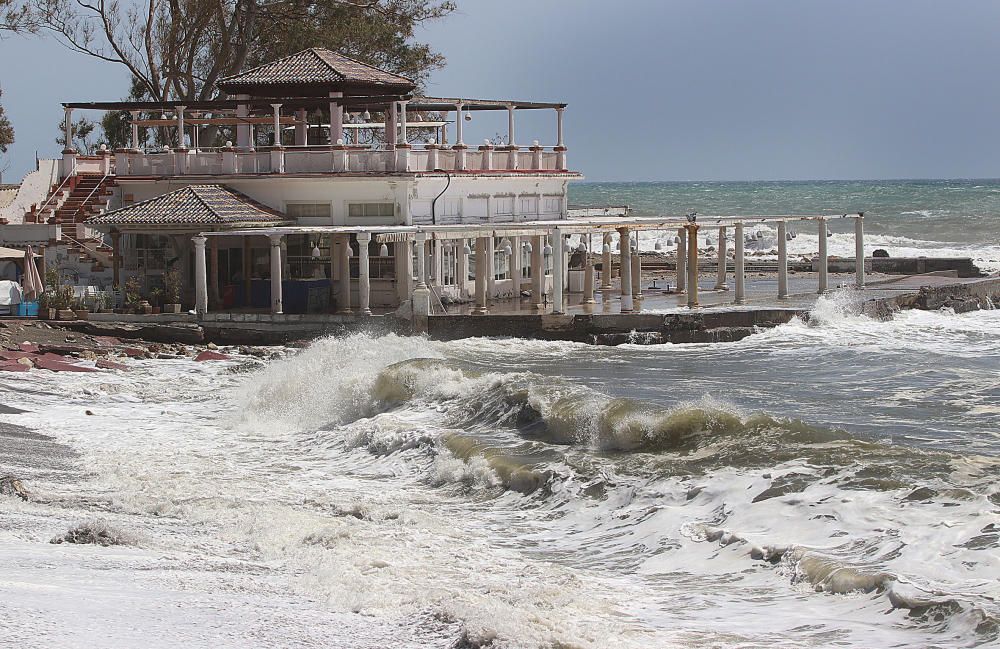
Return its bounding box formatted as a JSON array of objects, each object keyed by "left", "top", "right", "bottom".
[
  {"left": 124, "top": 276, "right": 144, "bottom": 314},
  {"left": 163, "top": 266, "right": 182, "bottom": 314},
  {"left": 40, "top": 268, "right": 59, "bottom": 319},
  {"left": 72, "top": 297, "right": 89, "bottom": 320},
  {"left": 149, "top": 288, "right": 163, "bottom": 314},
  {"left": 55, "top": 285, "right": 76, "bottom": 320}
]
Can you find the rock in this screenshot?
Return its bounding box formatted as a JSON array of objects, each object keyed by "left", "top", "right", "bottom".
[
  {"left": 79, "top": 350, "right": 98, "bottom": 361},
  {"left": 18, "top": 342, "right": 38, "bottom": 352},
  {"left": 15, "top": 357, "right": 33, "bottom": 367},
  {"left": 96, "top": 359, "right": 128, "bottom": 371},
  {"left": 121, "top": 347, "right": 147, "bottom": 358},
  {"left": 0, "top": 475, "right": 29, "bottom": 500},
  {"left": 34, "top": 356, "right": 98, "bottom": 372},
  {"left": 85, "top": 410, "right": 94, "bottom": 416},
  {"left": 195, "top": 350, "right": 230, "bottom": 362},
  {"left": 206, "top": 342, "right": 218, "bottom": 350},
  {"left": 50, "top": 521, "right": 130, "bottom": 546},
  {"left": 65, "top": 335, "right": 76, "bottom": 342},
  {"left": 0, "top": 360, "right": 31, "bottom": 372}
]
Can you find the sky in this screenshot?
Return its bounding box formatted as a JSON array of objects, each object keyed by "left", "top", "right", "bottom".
[{"left": 2, "top": 0, "right": 1000, "bottom": 182}]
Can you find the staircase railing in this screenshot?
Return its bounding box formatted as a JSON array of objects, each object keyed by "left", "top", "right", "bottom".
[
  {"left": 34, "top": 173, "right": 74, "bottom": 220},
  {"left": 429, "top": 283, "right": 449, "bottom": 314},
  {"left": 61, "top": 231, "right": 109, "bottom": 263},
  {"left": 69, "top": 173, "right": 110, "bottom": 223}
]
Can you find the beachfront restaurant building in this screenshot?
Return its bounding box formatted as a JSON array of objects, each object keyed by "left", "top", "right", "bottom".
[{"left": 71, "top": 47, "right": 578, "bottom": 314}]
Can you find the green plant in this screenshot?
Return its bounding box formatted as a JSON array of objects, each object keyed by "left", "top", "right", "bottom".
[
  {"left": 163, "top": 266, "right": 182, "bottom": 304},
  {"left": 149, "top": 287, "right": 163, "bottom": 307},
  {"left": 124, "top": 276, "right": 141, "bottom": 308}
]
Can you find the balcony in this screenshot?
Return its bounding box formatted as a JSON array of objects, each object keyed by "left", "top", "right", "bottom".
[{"left": 112, "top": 143, "right": 568, "bottom": 178}]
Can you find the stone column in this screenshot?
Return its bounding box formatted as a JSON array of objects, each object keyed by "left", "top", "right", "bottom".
[
  {"left": 411, "top": 233, "right": 431, "bottom": 331},
  {"left": 486, "top": 236, "right": 496, "bottom": 302},
  {"left": 415, "top": 234, "right": 427, "bottom": 289},
  {"left": 531, "top": 234, "right": 545, "bottom": 309},
  {"left": 777, "top": 221, "right": 788, "bottom": 299},
  {"left": 631, "top": 240, "right": 642, "bottom": 301},
  {"left": 456, "top": 238, "right": 469, "bottom": 298},
  {"left": 454, "top": 103, "right": 467, "bottom": 170},
  {"left": 552, "top": 228, "right": 566, "bottom": 314},
  {"left": 386, "top": 100, "right": 398, "bottom": 148},
  {"left": 176, "top": 106, "right": 187, "bottom": 149},
  {"left": 236, "top": 96, "right": 251, "bottom": 149},
  {"left": 818, "top": 218, "right": 829, "bottom": 294},
  {"left": 194, "top": 236, "right": 208, "bottom": 317},
  {"left": 130, "top": 111, "right": 140, "bottom": 151},
  {"left": 601, "top": 232, "right": 613, "bottom": 290},
  {"left": 295, "top": 108, "right": 308, "bottom": 146},
  {"left": 554, "top": 107, "right": 567, "bottom": 170},
  {"left": 583, "top": 236, "right": 596, "bottom": 304},
  {"left": 357, "top": 232, "right": 372, "bottom": 315},
  {"left": 507, "top": 104, "right": 517, "bottom": 147},
  {"left": 329, "top": 91, "right": 343, "bottom": 145},
  {"left": 715, "top": 226, "right": 728, "bottom": 290},
  {"left": 474, "top": 236, "right": 488, "bottom": 314},
  {"left": 61, "top": 107, "right": 77, "bottom": 178},
  {"left": 269, "top": 234, "right": 283, "bottom": 314},
  {"left": 209, "top": 236, "right": 220, "bottom": 309},
  {"left": 855, "top": 214, "right": 866, "bottom": 288},
  {"left": 676, "top": 227, "right": 687, "bottom": 293},
  {"left": 399, "top": 101, "right": 408, "bottom": 145},
  {"left": 338, "top": 235, "right": 352, "bottom": 314},
  {"left": 618, "top": 227, "right": 633, "bottom": 313},
  {"left": 686, "top": 224, "right": 699, "bottom": 308},
  {"left": 111, "top": 230, "right": 122, "bottom": 288},
  {"left": 735, "top": 222, "right": 746, "bottom": 304}
]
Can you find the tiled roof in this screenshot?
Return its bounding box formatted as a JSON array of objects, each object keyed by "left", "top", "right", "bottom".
[
  {"left": 87, "top": 185, "right": 289, "bottom": 227},
  {"left": 218, "top": 48, "right": 415, "bottom": 91}
]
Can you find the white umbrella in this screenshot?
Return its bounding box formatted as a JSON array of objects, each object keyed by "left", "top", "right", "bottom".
[{"left": 22, "top": 246, "right": 43, "bottom": 301}]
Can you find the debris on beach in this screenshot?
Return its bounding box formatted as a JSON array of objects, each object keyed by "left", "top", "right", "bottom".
[
  {"left": 0, "top": 475, "right": 29, "bottom": 501},
  {"left": 50, "top": 521, "right": 132, "bottom": 547}
]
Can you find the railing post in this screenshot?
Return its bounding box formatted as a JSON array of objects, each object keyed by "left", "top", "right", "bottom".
[
  {"left": 734, "top": 222, "right": 745, "bottom": 304},
  {"left": 530, "top": 140, "right": 543, "bottom": 169},
  {"left": 855, "top": 213, "right": 866, "bottom": 288},
  {"left": 426, "top": 142, "right": 439, "bottom": 171},
  {"left": 479, "top": 141, "right": 493, "bottom": 170},
  {"left": 818, "top": 218, "right": 829, "bottom": 294},
  {"left": 332, "top": 139, "right": 348, "bottom": 172},
  {"left": 777, "top": 221, "right": 788, "bottom": 299},
  {"left": 554, "top": 106, "right": 567, "bottom": 170},
  {"left": 222, "top": 142, "right": 237, "bottom": 174}
]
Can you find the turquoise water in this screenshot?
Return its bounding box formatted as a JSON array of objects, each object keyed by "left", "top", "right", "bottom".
[{"left": 570, "top": 180, "right": 1000, "bottom": 269}]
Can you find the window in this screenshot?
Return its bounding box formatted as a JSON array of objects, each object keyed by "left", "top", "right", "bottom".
[
  {"left": 348, "top": 202, "right": 395, "bottom": 219},
  {"left": 494, "top": 197, "right": 514, "bottom": 217},
  {"left": 135, "top": 234, "right": 169, "bottom": 273},
  {"left": 285, "top": 203, "right": 332, "bottom": 219}
]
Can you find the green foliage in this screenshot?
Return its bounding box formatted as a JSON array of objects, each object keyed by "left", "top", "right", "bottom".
[
  {"left": 163, "top": 265, "right": 182, "bottom": 304},
  {"left": 0, "top": 86, "right": 13, "bottom": 154},
  {"left": 124, "top": 275, "right": 142, "bottom": 307},
  {"left": 56, "top": 116, "right": 104, "bottom": 154}
]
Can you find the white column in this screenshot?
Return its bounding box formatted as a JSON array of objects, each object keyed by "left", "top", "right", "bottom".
[
  {"left": 455, "top": 103, "right": 465, "bottom": 145},
  {"left": 619, "top": 227, "right": 633, "bottom": 313},
  {"left": 676, "top": 227, "right": 687, "bottom": 293},
  {"left": 600, "top": 232, "right": 613, "bottom": 290},
  {"left": 175, "top": 106, "right": 187, "bottom": 149},
  {"left": 415, "top": 232, "right": 428, "bottom": 289},
  {"left": 194, "top": 236, "right": 208, "bottom": 316},
  {"left": 507, "top": 104, "right": 516, "bottom": 147},
  {"left": 552, "top": 228, "right": 566, "bottom": 314},
  {"left": 855, "top": 214, "right": 866, "bottom": 288},
  {"left": 329, "top": 92, "right": 343, "bottom": 145},
  {"left": 130, "top": 111, "right": 140, "bottom": 150},
  {"left": 295, "top": 108, "right": 308, "bottom": 146},
  {"left": 715, "top": 225, "right": 728, "bottom": 290},
  {"left": 531, "top": 234, "right": 545, "bottom": 309},
  {"left": 735, "top": 222, "right": 746, "bottom": 304},
  {"left": 631, "top": 238, "right": 642, "bottom": 300},
  {"left": 338, "top": 235, "right": 352, "bottom": 314},
  {"left": 357, "top": 232, "right": 372, "bottom": 315},
  {"left": 399, "top": 101, "right": 408, "bottom": 145},
  {"left": 269, "top": 234, "right": 283, "bottom": 314},
  {"left": 687, "top": 225, "right": 699, "bottom": 308},
  {"left": 474, "top": 236, "right": 488, "bottom": 314},
  {"left": 387, "top": 100, "right": 398, "bottom": 147},
  {"left": 486, "top": 236, "right": 495, "bottom": 301},
  {"left": 555, "top": 107, "right": 566, "bottom": 170},
  {"left": 63, "top": 107, "right": 74, "bottom": 151},
  {"left": 236, "top": 96, "right": 251, "bottom": 149},
  {"left": 583, "top": 235, "right": 595, "bottom": 304},
  {"left": 271, "top": 104, "right": 282, "bottom": 145},
  {"left": 777, "top": 221, "right": 788, "bottom": 299},
  {"left": 456, "top": 239, "right": 469, "bottom": 297},
  {"left": 818, "top": 218, "right": 829, "bottom": 294}
]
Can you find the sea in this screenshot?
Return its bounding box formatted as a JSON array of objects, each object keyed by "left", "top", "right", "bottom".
[{"left": 0, "top": 179, "right": 998, "bottom": 648}]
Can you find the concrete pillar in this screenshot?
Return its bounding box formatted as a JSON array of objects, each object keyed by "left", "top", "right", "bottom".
[
  {"left": 269, "top": 234, "right": 283, "bottom": 314},
  {"left": 209, "top": 236, "right": 220, "bottom": 309},
  {"left": 777, "top": 221, "right": 788, "bottom": 299},
  {"left": 855, "top": 214, "right": 865, "bottom": 288},
  {"left": 507, "top": 104, "right": 516, "bottom": 147},
  {"left": 338, "top": 235, "right": 352, "bottom": 314},
  {"left": 618, "top": 227, "right": 633, "bottom": 313},
  {"left": 236, "top": 97, "right": 250, "bottom": 149},
  {"left": 735, "top": 222, "right": 745, "bottom": 304},
  {"left": 129, "top": 111, "right": 140, "bottom": 151},
  {"left": 111, "top": 230, "right": 122, "bottom": 288},
  {"left": 715, "top": 226, "right": 728, "bottom": 290},
  {"left": 456, "top": 239, "right": 469, "bottom": 298},
  {"left": 686, "top": 224, "right": 699, "bottom": 308},
  {"left": 194, "top": 236, "right": 208, "bottom": 316},
  {"left": 175, "top": 106, "right": 187, "bottom": 150},
  {"left": 552, "top": 228, "right": 566, "bottom": 314},
  {"left": 329, "top": 91, "right": 343, "bottom": 145},
  {"left": 356, "top": 232, "right": 372, "bottom": 315},
  {"left": 63, "top": 107, "right": 74, "bottom": 151},
  {"left": 474, "top": 236, "right": 488, "bottom": 314},
  {"left": 411, "top": 233, "right": 431, "bottom": 330},
  {"left": 583, "top": 237, "right": 596, "bottom": 304},
  {"left": 531, "top": 234, "right": 545, "bottom": 309},
  {"left": 415, "top": 233, "right": 427, "bottom": 289},
  {"left": 432, "top": 239, "right": 443, "bottom": 286},
  {"left": 676, "top": 227, "right": 687, "bottom": 293},
  {"left": 600, "top": 232, "right": 613, "bottom": 290},
  {"left": 295, "top": 108, "right": 307, "bottom": 146},
  {"left": 818, "top": 218, "right": 829, "bottom": 294},
  {"left": 486, "top": 237, "right": 496, "bottom": 301},
  {"left": 386, "top": 100, "right": 398, "bottom": 148},
  {"left": 631, "top": 234, "right": 642, "bottom": 300}
]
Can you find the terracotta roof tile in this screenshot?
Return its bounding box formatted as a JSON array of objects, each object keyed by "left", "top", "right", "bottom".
[
  {"left": 218, "top": 48, "right": 415, "bottom": 91},
  {"left": 87, "top": 185, "right": 289, "bottom": 227}
]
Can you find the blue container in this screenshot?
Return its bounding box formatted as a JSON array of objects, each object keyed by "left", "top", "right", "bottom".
[{"left": 16, "top": 301, "right": 39, "bottom": 317}]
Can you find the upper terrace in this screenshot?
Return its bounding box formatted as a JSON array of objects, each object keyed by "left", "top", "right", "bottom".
[{"left": 60, "top": 48, "right": 571, "bottom": 179}]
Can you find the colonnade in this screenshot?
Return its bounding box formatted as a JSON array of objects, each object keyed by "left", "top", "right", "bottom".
[{"left": 192, "top": 216, "right": 866, "bottom": 317}]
